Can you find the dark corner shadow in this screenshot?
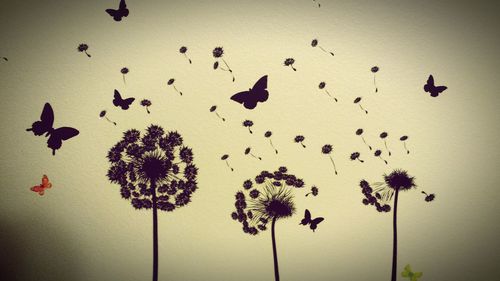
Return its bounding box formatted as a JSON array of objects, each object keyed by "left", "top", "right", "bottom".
[{"left": 0, "top": 216, "right": 84, "bottom": 281}]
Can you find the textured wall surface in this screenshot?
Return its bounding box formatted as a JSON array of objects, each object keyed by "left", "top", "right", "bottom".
[{"left": 1, "top": 0, "right": 499, "bottom": 280}]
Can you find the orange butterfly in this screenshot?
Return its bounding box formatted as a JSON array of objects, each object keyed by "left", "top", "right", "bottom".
[{"left": 30, "top": 175, "right": 52, "bottom": 195}]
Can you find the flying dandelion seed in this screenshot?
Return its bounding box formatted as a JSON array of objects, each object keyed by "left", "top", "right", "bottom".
[
  {"left": 294, "top": 135, "right": 306, "bottom": 148},
  {"left": 212, "top": 46, "right": 235, "bottom": 82},
  {"left": 243, "top": 120, "right": 254, "bottom": 134},
  {"left": 311, "top": 39, "right": 334, "bottom": 56},
  {"left": 284, "top": 58, "right": 297, "bottom": 71},
  {"left": 209, "top": 105, "right": 226, "bottom": 122},
  {"left": 356, "top": 128, "right": 372, "bottom": 150},
  {"left": 99, "top": 110, "right": 117, "bottom": 126},
  {"left": 374, "top": 149, "right": 388, "bottom": 165},
  {"left": 77, "top": 43, "right": 91, "bottom": 58},
  {"left": 318, "top": 82, "right": 338, "bottom": 102},
  {"left": 264, "top": 131, "right": 279, "bottom": 154},
  {"left": 221, "top": 154, "right": 233, "bottom": 171},
  {"left": 358, "top": 170, "right": 417, "bottom": 281},
  {"left": 354, "top": 97, "right": 368, "bottom": 114},
  {"left": 350, "top": 152, "right": 364, "bottom": 163},
  {"left": 400, "top": 135, "right": 410, "bottom": 154},
  {"left": 421, "top": 191, "right": 435, "bottom": 202},
  {"left": 380, "top": 132, "right": 392, "bottom": 156},
  {"left": 305, "top": 186, "right": 319, "bottom": 197},
  {"left": 244, "top": 147, "right": 262, "bottom": 160},
  {"left": 167, "top": 78, "right": 183, "bottom": 96},
  {"left": 371, "top": 66, "right": 379, "bottom": 93},
  {"left": 140, "top": 99, "right": 152, "bottom": 114},
  {"left": 321, "top": 144, "right": 338, "bottom": 175},
  {"left": 179, "top": 46, "right": 192, "bottom": 64},
  {"left": 120, "top": 67, "right": 129, "bottom": 84},
  {"left": 231, "top": 167, "right": 305, "bottom": 281}
]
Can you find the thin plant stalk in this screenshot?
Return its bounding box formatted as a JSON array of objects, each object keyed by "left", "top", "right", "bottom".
[
  {"left": 222, "top": 58, "right": 235, "bottom": 82},
  {"left": 269, "top": 139, "right": 278, "bottom": 154},
  {"left": 324, "top": 89, "right": 338, "bottom": 102},
  {"left": 384, "top": 140, "right": 392, "bottom": 156},
  {"left": 329, "top": 155, "right": 338, "bottom": 175},
  {"left": 271, "top": 217, "right": 280, "bottom": 281},
  {"left": 105, "top": 117, "right": 117, "bottom": 125},
  {"left": 391, "top": 189, "right": 399, "bottom": 281},
  {"left": 151, "top": 181, "right": 159, "bottom": 281},
  {"left": 362, "top": 137, "right": 372, "bottom": 150},
  {"left": 173, "top": 85, "right": 183, "bottom": 96}
]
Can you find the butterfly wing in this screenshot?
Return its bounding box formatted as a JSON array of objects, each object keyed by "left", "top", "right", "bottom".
[
  {"left": 105, "top": 8, "right": 118, "bottom": 17},
  {"left": 430, "top": 85, "right": 447, "bottom": 97},
  {"left": 309, "top": 217, "right": 325, "bottom": 231},
  {"left": 300, "top": 209, "right": 311, "bottom": 225},
  {"left": 47, "top": 127, "right": 79, "bottom": 155},
  {"left": 113, "top": 89, "right": 123, "bottom": 106},
  {"left": 423, "top": 75, "right": 434, "bottom": 92},
  {"left": 27, "top": 103, "right": 54, "bottom": 136},
  {"left": 231, "top": 90, "right": 258, "bottom": 109},
  {"left": 42, "top": 175, "right": 52, "bottom": 189},
  {"left": 251, "top": 75, "right": 269, "bottom": 102},
  {"left": 119, "top": 0, "right": 129, "bottom": 17},
  {"left": 121, "top": 98, "right": 135, "bottom": 110}
]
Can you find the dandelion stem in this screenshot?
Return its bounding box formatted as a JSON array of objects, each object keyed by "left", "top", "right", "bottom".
[
  {"left": 391, "top": 189, "right": 399, "bottom": 281},
  {"left": 225, "top": 160, "right": 234, "bottom": 171},
  {"left": 85, "top": 51, "right": 91, "bottom": 58},
  {"left": 358, "top": 158, "right": 364, "bottom": 163},
  {"left": 269, "top": 139, "right": 278, "bottom": 154},
  {"left": 359, "top": 104, "right": 368, "bottom": 114},
  {"left": 300, "top": 142, "right": 306, "bottom": 148},
  {"left": 319, "top": 46, "right": 334, "bottom": 56},
  {"left": 403, "top": 142, "right": 410, "bottom": 154},
  {"left": 271, "top": 216, "right": 280, "bottom": 281},
  {"left": 362, "top": 137, "right": 372, "bottom": 150},
  {"left": 184, "top": 53, "right": 192, "bottom": 64},
  {"left": 123, "top": 74, "right": 126, "bottom": 84},
  {"left": 105, "top": 116, "right": 117, "bottom": 125},
  {"left": 329, "top": 155, "right": 338, "bottom": 175},
  {"left": 222, "top": 58, "right": 235, "bottom": 82},
  {"left": 250, "top": 153, "right": 262, "bottom": 160},
  {"left": 248, "top": 128, "right": 253, "bottom": 134},
  {"left": 291, "top": 65, "right": 297, "bottom": 71},
  {"left": 384, "top": 140, "right": 391, "bottom": 156},
  {"left": 151, "top": 181, "right": 159, "bottom": 281},
  {"left": 215, "top": 112, "right": 225, "bottom": 122},
  {"left": 374, "top": 75, "right": 378, "bottom": 93},
  {"left": 173, "top": 85, "right": 183, "bottom": 96},
  {"left": 146, "top": 107, "right": 150, "bottom": 114}
]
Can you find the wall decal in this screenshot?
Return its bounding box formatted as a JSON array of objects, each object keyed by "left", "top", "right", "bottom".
[
  {"left": 311, "top": 39, "right": 334, "bottom": 56},
  {"left": 242, "top": 120, "right": 254, "bottom": 134},
  {"left": 374, "top": 149, "right": 388, "bottom": 165},
  {"left": 322, "top": 144, "right": 338, "bottom": 175},
  {"left": 26, "top": 103, "right": 80, "bottom": 155},
  {"left": 244, "top": 147, "right": 262, "bottom": 160},
  {"left": 106, "top": 0, "right": 129, "bottom": 22},
  {"left": 264, "top": 131, "right": 279, "bottom": 154},
  {"left": 421, "top": 191, "right": 435, "bottom": 202},
  {"left": 399, "top": 135, "right": 410, "bottom": 154},
  {"left": 209, "top": 105, "right": 226, "bottom": 122},
  {"left": 113, "top": 89, "right": 135, "bottom": 110},
  {"left": 167, "top": 78, "right": 183, "bottom": 96},
  {"left": 356, "top": 128, "right": 372, "bottom": 151},
  {"left": 353, "top": 97, "right": 368, "bottom": 114},
  {"left": 299, "top": 209, "right": 324, "bottom": 232},
  {"left": 283, "top": 58, "right": 297, "bottom": 71},
  {"left": 305, "top": 185, "right": 319, "bottom": 197},
  {"left": 318, "top": 81, "right": 338, "bottom": 102},
  {"left": 106, "top": 125, "right": 198, "bottom": 281},
  {"left": 379, "top": 132, "right": 392, "bottom": 156},
  {"left": 220, "top": 154, "right": 234, "bottom": 171},
  {"left": 120, "top": 67, "right": 129, "bottom": 84},
  {"left": 77, "top": 43, "right": 91, "bottom": 58},
  {"left": 30, "top": 175, "right": 52, "bottom": 196},
  {"left": 179, "top": 46, "right": 192, "bottom": 64},
  {"left": 99, "top": 110, "right": 117, "bottom": 126},
  {"left": 212, "top": 47, "right": 235, "bottom": 82},
  {"left": 371, "top": 66, "right": 379, "bottom": 93},
  {"left": 350, "top": 152, "right": 364, "bottom": 163},
  {"left": 231, "top": 75, "right": 269, "bottom": 109},
  {"left": 294, "top": 135, "right": 306, "bottom": 148},
  {"left": 140, "top": 99, "right": 152, "bottom": 114},
  {"left": 424, "top": 75, "right": 447, "bottom": 97}
]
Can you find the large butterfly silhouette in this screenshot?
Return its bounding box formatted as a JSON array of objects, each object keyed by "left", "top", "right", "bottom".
[
  {"left": 26, "top": 103, "right": 79, "bottom": 155},
  {"left": 300, "top": 209, "right": 324, "bottom": 232},
  {"left": 113, "top": 89, "right": 135, "bottom": 110},
  {"left": 106, "top": 0, "right": 129, "bottom": 22},
  {"left": 231, "top": 75, "right": 269, "bottom": 109},
  {"left": 423, "top": 75, "right": 447, "bottom": 97}
]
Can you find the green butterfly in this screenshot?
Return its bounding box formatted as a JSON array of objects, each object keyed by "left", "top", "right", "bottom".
[{"left": 401, "top": 264, "right": 423, "bottom": 281}]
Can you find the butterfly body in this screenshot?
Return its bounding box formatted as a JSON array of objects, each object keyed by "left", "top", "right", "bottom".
[
  {"left": 106, "top": 0, "right": 129, "bottom": 21},
  {"left": 300, "top": 209, "right": 324, "bottom": 232},
  {"left": 26, "top": 103, "right": 79, "bottom": 155},
  {"left": 30, "top": 175, "right": 52, "bottom": 196},
  {"left": 424, "top": 75, "right": 447, "bottom": 97},
  {"left": 231, "top": 75, "right": 269, "bottom": 109},
  {"left": 401, "top": 264, "right": 422, "bottom": 281},
  {"left": 113, "top": 89, "right": 135, "bottom": 110}
]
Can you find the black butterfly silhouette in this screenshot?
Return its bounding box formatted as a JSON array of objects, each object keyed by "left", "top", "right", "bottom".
[
  {"left": 106, "top": 0, "right": 129, "bottom": 21},
  {"left": 26, "top": 103, "right": 79, "bottom": 155},
  {"left": 113, "top": 89, "right": 135, "bottom": 110},
  {"left": 231, "top": 75, "right": 269, "bottom": 109},
  {"left": 299, "top": 209, "right": 324, "bottom": 232},
  {"left": 424, "top": 75, "right": 447, "bottom": 97}
]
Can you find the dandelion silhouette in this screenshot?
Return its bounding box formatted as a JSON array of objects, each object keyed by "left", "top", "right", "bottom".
[
  {"left": 77, "top": 43, "right": 91, "bottom": 58},
  {"left": 99, "top": 110, "right": 117, "bottom": 126},
  {"left": 322, "top": 144, "right": 338, "bottom": 175},
  {"left": 106, "top": 125, "right": 198, "bottom": 281},
  {"left": 400, "top": 135, "right": 410, "bottom": 154},
  {"left": 421, "top": 191, "right": 435, "bottom": 202},
  {"left": 359, "top": 170, "right": 417, "bottom": 281},
  {"left": 243, "top": 120, "right": 254, "bottom": 134},
  {"left": 354, "top": 97, "right": 368, "bottom": 114},
  {"left": 221, "top": 154, "right": 234, "bottom": 171},
  {"left": 231, "top": 167, "right": 305, "bottom": 281},
  {"left": 179, "top": 46, "right": 192, "bottom": 64},
  {"left": 120, "top": 67, "right": 129, "bottom": 84},
  {"left": 244, "top": 147, "right": 262, "bottom": 160},
  {"left": 212, "top": 46, "right": 235, "bottom": 82},
  {"left": 167, "top": 79, "right": 183, "bottom": 96},
  {"left": 356, "top": 128, "right": 372, "bottom": 150},
  {"left": 305, "top": 186, "right": 319, "bottom": 197},
  {"left": 209, "top": 105, "right": 226, "bottom": 122},
  {"left": 140, "top": 99, "right": 152, "bottom": 114},
  {"left": 284, "top": 58, "right": 297, "bottom": 71},
  {"left": 312, "top": 0, "right": 321, "bottom": 8},
  {"left": 264, "top": 131, "right": 279, "bottom": 154},
  {"left": 294, "top": 135, "right": 306, "bottom": 148},
  {"left": 374, "top": 149, "right": 388, "bottom": 165},
  {"left": 350, "top": 152, "right": 364, "bottom": 163},
  {"left": 311, "top": 39, "right": 334, "bottom": 56},
  {"left": 371, "top": 66, "right": 379, "bottom": 93},
  {"left": 380, "top": 132, "right": 392, "bottom": 156},
  {"left": 318, "top": 82, "right": 338, "bottom": 102}
]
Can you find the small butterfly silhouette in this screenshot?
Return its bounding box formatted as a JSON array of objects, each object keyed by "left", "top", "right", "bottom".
[
  {"left": 30, "top": 175, "right": 52, "bottom": 196},
  {"left": 401, "top": 264, "right": 422, "bottom": 281},
  {"left": 26, "top": 103, "right": 79, "bottom": 155},
  {"left": 106, "top": 0, "right": 129, "bottom": 21},
  {"left": 424, "top": 75, "right": 447, "bottom": 97},
  {"left": 231, "top": 75, "right": 269, "bottom": 109},
  {"left": 113, "top": 89, "right": 135, "bottom": 110},
  {"left": 299, "top": 209, "right": 324, "bottom": 232}
]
